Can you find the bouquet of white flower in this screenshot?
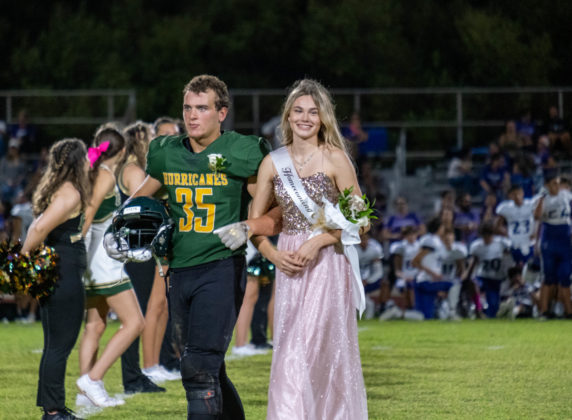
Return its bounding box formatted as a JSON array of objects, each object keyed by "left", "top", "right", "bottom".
[{"left": 338, "top": 186, "right": 377, "bottom": 227}]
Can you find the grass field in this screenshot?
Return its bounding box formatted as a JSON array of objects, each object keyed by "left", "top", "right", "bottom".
[{"left": 2, "top": 319, "right": 572, "bottom": 420}]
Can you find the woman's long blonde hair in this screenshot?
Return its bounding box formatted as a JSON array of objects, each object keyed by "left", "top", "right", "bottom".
[
  {"left": 280, "top": 79, "right": 348, "bottom": 154},
  {"left": 32, "top": 138, "right": 89, "bottom": 216}
]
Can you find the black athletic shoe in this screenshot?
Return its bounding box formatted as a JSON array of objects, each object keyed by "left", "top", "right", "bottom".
[
  {"left": 124, "top": 376, "right": 167, "bottom": 394},
  {"left": 253, "top": 342, "right": 273, "bottom": 350},
  {"left": 42, "top": 407, "right": 84, "bottom": 420}
]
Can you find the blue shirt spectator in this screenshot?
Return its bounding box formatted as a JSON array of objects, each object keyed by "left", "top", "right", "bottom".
[{"left": 382, "top": 196, "right": 425, "bottom": 244}]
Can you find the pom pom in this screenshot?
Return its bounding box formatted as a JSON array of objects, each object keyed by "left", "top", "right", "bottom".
[{"left": 0, "top": 241, "right": 60, "bottom": 299}]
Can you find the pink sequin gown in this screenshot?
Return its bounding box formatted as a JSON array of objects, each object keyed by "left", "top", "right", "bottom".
[{"left": 267, "top": 172, "right": 368, "bottom": 420}]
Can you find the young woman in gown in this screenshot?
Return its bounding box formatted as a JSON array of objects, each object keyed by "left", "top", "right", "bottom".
[{"left": 249, "top": 79, "right": 368, "bottom": 420}]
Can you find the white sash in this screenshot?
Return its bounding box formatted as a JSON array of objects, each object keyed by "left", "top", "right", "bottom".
[{"left": 270, "top": 147, "right": 366, "bottom": 318}]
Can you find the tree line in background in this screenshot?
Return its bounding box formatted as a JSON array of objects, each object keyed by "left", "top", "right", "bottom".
[{"left": 1, "top": 0, "right": 571, "bottom": 128}]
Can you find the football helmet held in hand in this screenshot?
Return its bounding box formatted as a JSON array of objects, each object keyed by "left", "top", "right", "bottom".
[{"left": 104, "top": 197, "right": 173, "bottom": 262}]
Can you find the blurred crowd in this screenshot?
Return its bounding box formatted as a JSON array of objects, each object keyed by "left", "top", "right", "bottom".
[
  {"left": 1, "top": 104, "right": 571, "bottom": 323},
  {"left": 355, "top": 105, "right": 572, "bottom": 321}
]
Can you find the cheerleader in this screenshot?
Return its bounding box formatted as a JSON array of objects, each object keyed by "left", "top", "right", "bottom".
[
  {"left": 75, "top": 125, "right": 144, "bottom": 407},
  {"left": 22, "top": 138, "right": 90, "bottom": 420}
]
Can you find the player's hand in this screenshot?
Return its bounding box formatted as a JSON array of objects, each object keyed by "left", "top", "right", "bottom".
[
  {"left": 127, "top": 248, "right": 153, "bottom": 262},
  {"left": 270, "top": 249, "right": 305, "bottom": 277},
  {"left": 214, "top": 222, "right": 250, "bottom": 250},
  {"left": 103, "top": 231, "right": 128, "bottom": 262}
]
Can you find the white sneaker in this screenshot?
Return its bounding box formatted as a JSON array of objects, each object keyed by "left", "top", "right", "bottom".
[
  {"left": 75, "top": 393, "right": 95, "bottom": 407},
  {"left": 143, "top": 365, "right": 167, "bottom": 384},
  {"left": 76, "top": 374, "right": 125, "bottom": 407},
  {"left": 231, "top": 345, "right": 269, "bottom": 357},
  {"left": 157, "top": 365, "right": 181, "bottom": 381},
  {"left": 379, "top": 305, "right": 403, "bottom": 321}
]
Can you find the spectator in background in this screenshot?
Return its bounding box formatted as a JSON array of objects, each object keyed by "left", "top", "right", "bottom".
[
  {"left": 9, "top": 109, "right": 39, "bottom": 155},
  {"left": 499, "top": 120, "right": 524, "bottom": 150},
  {"left": 480, "top": 192, "right": 498, "bottom": 223},
  {"left": 544, "top": 105, "right": 570, "bottom": 155},
  {"left": 480, "top": 152, "right": 509, "bottom": 202},
  {"left": 261, "top": 115, "right": 283, "bottom": 150},
  {"left": 153, "top": 116, "right": 180, "bottom": 137},
  {"left": 510, "top": 155, "right": 536, "bottom": 198},
  {"left": 0, "top": 138, "right": 27, "bottom": 203},
  {"left": 0, "top": 121, "right": 7, "bottom": 158},
  {"left": 447, "top": 147, "right": 476, "bottom": 194},
  {"left": 382, "top": 196, "right": 425, "bottom": 244},
  {"left": 454, "top": 192, "right": 480, "bottom": 244},
  {"left": 516, "top": 110, "right": 536, "bottom": 147},
  {"left": 8, "top": 189, "right": 33, "bottom": 243},
  {"left": 342, "top": 112, "right": 369, "bottom": 160}
]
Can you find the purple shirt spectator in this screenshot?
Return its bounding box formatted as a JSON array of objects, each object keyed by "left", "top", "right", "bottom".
[
  {"left": 454, "top": 194, "right": 480, "bottom": 244},
  {"left": 382, "top": 196, "right": 425, "bottom": 244}
]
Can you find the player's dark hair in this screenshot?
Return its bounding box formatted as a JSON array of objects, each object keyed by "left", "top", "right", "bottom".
[
  {"left": 508, "top": 184, "right": 523, "bottom": 194},
  {"left": 183, "top": 75, "right": 230, "bottom": 111},
  {"left": 478, "top": 220, "right": 495, "bottom": 237},
  {"left": 401, "top": 225, "right": 417, "bottom": 236},
  {"left": 508, "top": 266, "right": 521, "bottom": 280},
  {"left": 426, "top": 217, "right": 441, "bottom": 234}
]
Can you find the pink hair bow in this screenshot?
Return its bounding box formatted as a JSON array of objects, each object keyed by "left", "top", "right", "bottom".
[{"left": 87, "top": 141, "right": 110, "bottom": 168}]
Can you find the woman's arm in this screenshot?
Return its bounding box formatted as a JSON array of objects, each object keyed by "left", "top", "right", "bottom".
[
  {"left": 248, "top": 156, "right": 304, "bottom": 276},
  {"left": 82, "top": 169, "right": 116, "bottom": 236},
  {"left": 21, "top": 183, "right": 81, "bottom": 253},
  {"left": 123, "top": 163, "right": 148, "bottom": 196}
]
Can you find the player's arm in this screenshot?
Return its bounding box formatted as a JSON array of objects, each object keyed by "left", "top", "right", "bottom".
[
  {"left": 455, "top": 257, "right": 466, "bottom": 278},
  {"left": 412, "top": 247, "right": 442, "bottom": 280},
  {"left": 82, "top": 169, "right": 116, "bottom": 236},
  {"left": 245, "top": 174, "right": 282, "bottom": 237},
  {"left": 462, "top": 255, "right": 478, "bottom": 281},
  {"left": 495, "top": 214, "right": 508, "bottom": 236},
  {"left": 22, "top": 183, "right": 80, "bottom": 253},
  {"left": 393, "top": 254, "right": 405, "bottom": 279},
  {"left": 131, "top": 175, "right": 162, "bottom": 198}
]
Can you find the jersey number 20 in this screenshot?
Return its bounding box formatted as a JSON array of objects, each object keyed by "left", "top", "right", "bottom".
[{"left": 175, "top": 187, "right": 215, "bottom": 233}]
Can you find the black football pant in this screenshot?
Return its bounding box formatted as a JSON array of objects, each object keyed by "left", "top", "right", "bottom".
[
  {"left": 170, "top": 256, "right": 246, "bottom": 420},
  {"left": 121, "top": 260, "right": 155, "bottom": 388}
]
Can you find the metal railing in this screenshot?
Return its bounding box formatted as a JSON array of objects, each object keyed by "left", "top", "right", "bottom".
[
  {"left": 228, "top": 86, "right": 572, "bottom": 149},
  {"left": 0, "top": 89, "right": 137, "bottom": 125}
]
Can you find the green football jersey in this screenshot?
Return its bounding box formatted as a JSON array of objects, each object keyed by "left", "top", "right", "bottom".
[{"left": 146, "top": 131, "right": 270, "bottom": 268}]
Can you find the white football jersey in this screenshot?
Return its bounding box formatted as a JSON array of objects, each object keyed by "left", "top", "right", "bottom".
[
  {"left": 356, "top": 238, "right": 384, "bottom": 283},
  {"left": 538, "top": 189, "right": 572, "bottom": 225},
  {"left": 469, "top": 236, "right": 511, "bottom": 280},
  {"left": 416, "top": 234, "right": 444, "bottom": 283},
  {"left": 441, "top": 242, "right": 468, "bottom": 281},
  {"left": 389, "top": 239, "right": 420, "bottom": 280},
  {"left": 496, "top": 199, "right": 536, "bottom": 252}
]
